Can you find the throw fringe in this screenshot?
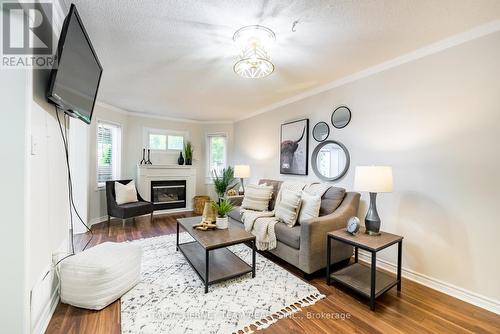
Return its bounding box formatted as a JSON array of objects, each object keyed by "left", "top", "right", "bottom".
[{"left": 232, "top": 292, "right": 326, "bottom": 334}]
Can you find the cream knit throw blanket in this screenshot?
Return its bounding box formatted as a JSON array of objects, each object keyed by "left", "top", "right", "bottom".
[{"left": 241, "top": 181, "right": 308, "bottom": 251}]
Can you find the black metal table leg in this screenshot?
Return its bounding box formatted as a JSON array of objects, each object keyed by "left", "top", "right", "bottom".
[
  {"left": 252, "top": 240, "right": 256, "bottom": 278},
  {"left": 205, "top": 249, "right": 209, "bottom": 293},
  {"left": 326, "top": 235, "right": 331, "bottom": 285},
  {"left": 176, "top": 221, "right": 179, "bottom": 251},
  {"left": 397, "top": 240, "right": 402, "bottom": 291},
  {"left": 354, "top": 246, "right": 358, "bottom": 263},
  {"left": 370, "top": 251, "right": 377, "bottom": 310}
]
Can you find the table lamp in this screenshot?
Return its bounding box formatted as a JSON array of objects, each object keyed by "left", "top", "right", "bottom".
[
  {"left": 354, "top": 166, "right": 393, "bottom": 235},
  {"left": 234, "top": 165, "right": 250, "bottom": 194}
]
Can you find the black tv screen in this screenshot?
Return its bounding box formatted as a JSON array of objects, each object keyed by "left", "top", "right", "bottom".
[{"left": 47, "top": 4, "right": 102, "bottom": 124}]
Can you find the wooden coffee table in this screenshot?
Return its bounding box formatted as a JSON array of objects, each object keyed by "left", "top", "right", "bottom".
[
  {"left": 326, "top": 227, "right": 403, "bottom": 310},
  {"left": 176, "top": 216, "right": 256, "bottom": 293}
]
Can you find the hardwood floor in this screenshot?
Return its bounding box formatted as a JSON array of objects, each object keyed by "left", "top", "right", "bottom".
[{"left": 46, "top": 212, "right": 500, "bottom": 334}]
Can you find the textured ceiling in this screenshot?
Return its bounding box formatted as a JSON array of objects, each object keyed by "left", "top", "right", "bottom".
[{"left": 64, "top": 0, "right": 500, "bottom": 121}]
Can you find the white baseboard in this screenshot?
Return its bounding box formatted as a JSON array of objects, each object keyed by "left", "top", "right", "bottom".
[
  {"left": 32, "top": 286, "right": 59, "bottom": 334},
  {"left": 89, "top": 215, "right": 108, "bottom": 226},
  {"left": 357, "top": 251, "right": 500, "bottom": 315},
  {"left": 30, "top": 266, "right": 61, "bottom": 334}
]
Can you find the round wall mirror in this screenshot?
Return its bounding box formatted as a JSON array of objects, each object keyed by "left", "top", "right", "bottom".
[
  {"left": 311, "top": 140, "right": 350, "bottom": 181},
  {"left": 331, "top": 106, "right": 352, "bottom": 129},
  {"left": 312, "top": 121, "right": 330, "bottom": 142}
]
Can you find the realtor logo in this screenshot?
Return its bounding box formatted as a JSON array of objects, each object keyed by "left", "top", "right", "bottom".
[{"left": 2, "top": 1, "right": 56, "bottom": 69}]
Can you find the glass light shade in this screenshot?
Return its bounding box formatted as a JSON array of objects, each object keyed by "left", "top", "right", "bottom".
[
  {"left": 234, "top": 165, "right": 251, "bottom": 178},
  {"left": 354, "top": 166, "right": 394, "bottom": 193},
  {"left": 233, "top": 25, "right": 275, "bottom": 79}
]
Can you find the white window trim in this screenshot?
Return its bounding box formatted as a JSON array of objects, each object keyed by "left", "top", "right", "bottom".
[
  {"left": 143, "top": 127, "right": 189, "bottom": 154},
  {"left": 206, "top": 132, "right": 228, "bottom": 182},
  {"left": 96, "top": 119, "right": 122, "bottom": 190}
]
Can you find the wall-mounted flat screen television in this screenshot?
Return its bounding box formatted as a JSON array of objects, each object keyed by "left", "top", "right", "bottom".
[{"left": 47, "top": 4, "right": 102, "bottom": 124}]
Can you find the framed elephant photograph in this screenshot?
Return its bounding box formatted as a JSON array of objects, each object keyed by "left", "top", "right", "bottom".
[{"left": 280, "top": 119, "right": 309, "bottom": 175}]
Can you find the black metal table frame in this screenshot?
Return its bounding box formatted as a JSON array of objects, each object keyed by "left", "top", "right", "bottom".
[
  {"left": 326, "top": 234, "right": 402, "bottom": 310},
  {"left": 176, "top": 221, "right": 256, "bottom": 293}
]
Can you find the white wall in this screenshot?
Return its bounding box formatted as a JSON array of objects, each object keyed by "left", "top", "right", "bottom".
[
  {"left": 233, "top": 31, "right": 500, "bottom": 310},
  {"left": 26, "top": 1, "right": 75, "bottom": 332},
  {"left": 0, "top": 59, "right": 29, "bottom": 334},
  {"left": 0, "top": 2, "right": 71, "bottom": 332},
  {"left": 88, "top": 103, "right": 234, "bottom": 223}
]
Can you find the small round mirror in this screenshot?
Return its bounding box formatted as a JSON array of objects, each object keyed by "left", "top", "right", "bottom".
[
  {"left": 311, "top": 140, "right": 350, "bottom": 181},
  {"left": 312, "top": 122, "right": 330, "bottom": 142},
  {"left": 331, "top": 106, "right": 352, "bottom": 129}
]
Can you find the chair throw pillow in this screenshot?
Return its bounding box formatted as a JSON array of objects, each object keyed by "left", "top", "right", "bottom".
[
  {"left": 115, "top": 181, "right": 139, "bottom": 205},
  {"left": 298, "top": 190, "right": 321, "bottom": 223},
  {"left": 241, "top": 183, "right": 274, "bottom": 211},
  {"left": 275, "top": 189, "right": 302, "bottom": 227}
]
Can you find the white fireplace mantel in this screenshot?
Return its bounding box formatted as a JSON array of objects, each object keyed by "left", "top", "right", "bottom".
[{"left": 136, "top": 164, "right": 196, "bottom": 213}]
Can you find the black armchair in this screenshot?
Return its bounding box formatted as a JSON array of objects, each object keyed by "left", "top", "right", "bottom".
[{"left": 106, "top": 180, "right": 154, "bottom": 227}]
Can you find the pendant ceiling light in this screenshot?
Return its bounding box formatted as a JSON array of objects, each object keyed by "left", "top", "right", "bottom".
[{"left": 233, "top": 25, "right": 275, "bottom": 79}]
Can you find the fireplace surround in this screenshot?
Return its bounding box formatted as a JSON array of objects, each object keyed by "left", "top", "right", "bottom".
[{"left": 137, "top": 165, "right": 196, "bottom": 213}]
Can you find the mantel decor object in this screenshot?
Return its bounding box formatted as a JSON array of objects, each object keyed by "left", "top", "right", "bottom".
[
  {"left": 354, "top": 166, "right": 393, "bottom": 235},
  {"left": 146, "top": 149, "right": 152, "bottom": 165},
  {"left": 184, "top": 141, "right": 193, "bottom": 165},
  {"left": 178, "top": 152, "right": 184, "bottom": 165},
  {"left": 139, "top": 148, "right": 146, "bottom": 165}
]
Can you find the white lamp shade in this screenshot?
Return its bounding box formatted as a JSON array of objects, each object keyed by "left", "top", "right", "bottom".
[
  {"left": 234, "top": 165, "right": 251, "bottom": 178},
  {"left": 354, "top": 166, "right": 393, "bottom": 193}
]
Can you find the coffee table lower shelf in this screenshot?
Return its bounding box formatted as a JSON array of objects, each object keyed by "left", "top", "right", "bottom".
[
  {"left": 329, "top": 263, "right": 399, "bottom": 298},
  {"left": 178, "top": 241, "right": 253, "bottom": 292}
]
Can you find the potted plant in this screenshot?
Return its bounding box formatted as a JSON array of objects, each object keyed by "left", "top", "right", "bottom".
[
  {"left": 184, "top": 141, "right": 193, "bottom": 165},
  {"left": 212, "top": 166, "right": 237, "bottom": 200},
  {"left": 211, "top": 199, "right": 234, "bottom": 229}
]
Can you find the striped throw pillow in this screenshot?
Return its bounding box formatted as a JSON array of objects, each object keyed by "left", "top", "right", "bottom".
[
  {"left": 275, "top": 190, "right": 303, "bottom": 227},
  {"left": 241, "top": 184, "right": 274, "bottom": 211}
]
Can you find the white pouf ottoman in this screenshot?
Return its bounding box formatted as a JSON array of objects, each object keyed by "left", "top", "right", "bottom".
[{"left": 59, "top": 242, "right": 142, "bottom": 310}]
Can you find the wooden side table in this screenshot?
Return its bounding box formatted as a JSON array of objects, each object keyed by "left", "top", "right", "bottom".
[{"left": 326, "top": 227, "right": 403, "bottom": 310}]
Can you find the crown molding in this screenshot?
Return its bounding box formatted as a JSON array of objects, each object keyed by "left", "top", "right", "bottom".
[
  {"left": 236, "top": 19, "right": 500, "bottom": 122},
  {"left": 94, "top": 101, "right": 233, "bottom": 125}
]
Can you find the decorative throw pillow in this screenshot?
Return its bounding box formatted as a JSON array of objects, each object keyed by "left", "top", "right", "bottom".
[
  {"left": 115, "top": 181, "right": 139, "bottom": 205},
  {"left": 298, "top": 191, "right": 321, "bottom": 223},
  {"left": 275, "top": 189, "right": 302, "bottom": 227},
  {"left": 241, "top": 183, "right": 274, "bottom": 211}
]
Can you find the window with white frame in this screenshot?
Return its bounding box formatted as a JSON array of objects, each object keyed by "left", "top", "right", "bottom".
[
  {"left": 97, "top": 121, "right": 121, "bottom": 187},
  {"left": 207, "top": 134, "right": 227, "bottom": 176},
  {"left": 145, "top": 128, "right": 186, "bottom": 152}
]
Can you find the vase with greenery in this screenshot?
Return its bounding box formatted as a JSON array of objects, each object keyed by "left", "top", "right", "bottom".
[
  {"left": 211, "top": 198, "right": 234, "bottom": 229},
  {"left": 184, "top": 141, "right": 193, "bottom": 165},
  {"left": 212, "top": 166, "right": 237, "bottom": 200}
]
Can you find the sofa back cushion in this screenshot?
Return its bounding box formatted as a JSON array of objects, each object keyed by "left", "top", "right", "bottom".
[
  {"left": 320, "top": 187, "right": 346, "bottom": 216},
  {"left": 258, "top": 179, "right": 282, "bottom": 210}
]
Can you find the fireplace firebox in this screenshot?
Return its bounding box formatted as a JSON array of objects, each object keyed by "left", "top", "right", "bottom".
[{"left": 151, "top": 180, "right": 186, "bottom": 210}]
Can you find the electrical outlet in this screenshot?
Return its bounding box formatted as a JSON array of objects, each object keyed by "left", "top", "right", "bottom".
[{"left": 30, "top": 135, "right": 38, "bottom": 155}]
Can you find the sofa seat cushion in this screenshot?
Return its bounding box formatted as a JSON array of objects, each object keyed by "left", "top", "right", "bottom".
[
  {"left": 320, "top": 187, "right": 346, "bottom": 216},
  {"left": 60, "top": 242, "right": 142, "bottom": 310},
  {"left": 274, "top": 222, "right": 301, "bottom": 249},
  {"left": 228, "top": 207, "right": 243, "bottom": 223}
]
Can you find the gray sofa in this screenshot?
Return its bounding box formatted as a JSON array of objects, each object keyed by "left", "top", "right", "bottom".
[{"left": 228, "top": 179, "right": 360, "bottom": 275}]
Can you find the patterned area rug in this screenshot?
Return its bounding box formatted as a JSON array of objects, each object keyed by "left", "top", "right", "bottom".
[{"left": 121, "top": 233, "right": 325, "bottom": 334}]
